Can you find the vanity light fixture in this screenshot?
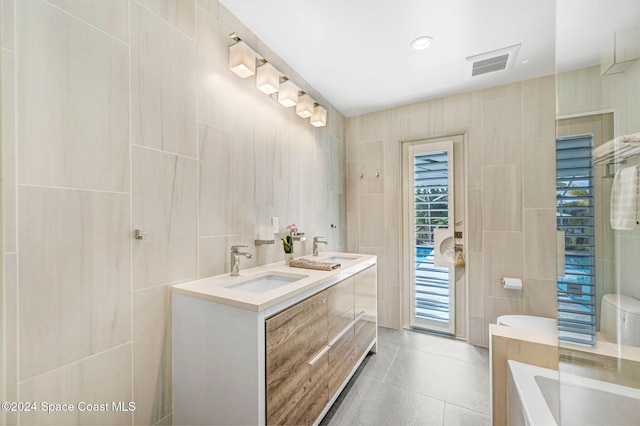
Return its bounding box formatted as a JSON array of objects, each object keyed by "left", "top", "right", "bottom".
[
  {"left": 228, "top": 32, "right": 327, "bottom": 126},
  {"left": 256, "top": 61, "right": 280, "bottom": 95},
  {"left": 278, "top": 79, "right": 299, "bottom": 107},
  {"left": 229, "top": 40, "right": 256, "bottom": 78},
  {"left": 310, "top": 104, "right": 327, "bottom": 127},
  {"left": 296, "top": 93, "right": 315, "bottom": 118},
  {"left": 410, "top": 35, "right": 433, "bottom": 51}
]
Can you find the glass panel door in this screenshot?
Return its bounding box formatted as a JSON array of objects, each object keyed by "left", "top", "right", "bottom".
[{"left": 405, "top": 141, "right": 455, "bottom": 334}]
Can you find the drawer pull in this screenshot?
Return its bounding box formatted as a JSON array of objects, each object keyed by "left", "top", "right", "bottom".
[
  {"left": 310, "top": 311, "right": 371, "bottom": 364},
  {"left": 308, "top": 345, "right": 330, "bottom": 366},
  {"left": 327, "top": 311, "right": 367, "bottom": 347}
]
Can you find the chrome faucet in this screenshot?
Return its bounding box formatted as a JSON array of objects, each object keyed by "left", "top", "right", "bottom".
[
  {"left": 230, "top": 245, "right": 253, "bottom": 276},
  {"left": 313, "top": 237, "right": 328, "bottom": 256}
]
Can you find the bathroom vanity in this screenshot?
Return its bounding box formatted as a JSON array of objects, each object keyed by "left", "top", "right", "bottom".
[{"left": 171, "top": 252, "right": 377, "bottom": 425}]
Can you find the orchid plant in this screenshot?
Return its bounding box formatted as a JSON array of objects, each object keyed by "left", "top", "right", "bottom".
[{"left": 281, "top": 223, "right": 298, "bottom": 253}]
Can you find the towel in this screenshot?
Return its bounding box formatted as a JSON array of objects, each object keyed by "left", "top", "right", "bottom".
[
  {"left": 610, "top": 165, "right": 639, "bottom": 230},
  {"left": 289, "top": 258, "right": 341, "bottom": 271},
  {"left": 593, "top": 133, "right": 640, "bottom": 164}
]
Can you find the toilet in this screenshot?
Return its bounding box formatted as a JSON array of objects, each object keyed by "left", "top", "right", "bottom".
[
  {"left": 600, "top": 294, "right": 640, "bottom": 346},
  {"left": 497, "top": 315, "right": 557, "bottom": 334}
]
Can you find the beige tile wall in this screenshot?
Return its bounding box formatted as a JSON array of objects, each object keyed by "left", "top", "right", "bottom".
[
  {"left": 1, "top": 0, "right": 346, "bottom": 425},
  {"left": 346, "top": 75, "right": 558, "bottom": 343}
]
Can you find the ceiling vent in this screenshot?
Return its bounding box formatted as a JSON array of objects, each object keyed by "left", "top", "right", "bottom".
[{"left": 466, "top": 44, "right": 521, "bottom": 77}]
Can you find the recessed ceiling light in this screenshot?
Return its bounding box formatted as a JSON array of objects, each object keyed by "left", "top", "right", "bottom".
[{"left": 410, "top": 36, "right": 433, "bottom": 51}]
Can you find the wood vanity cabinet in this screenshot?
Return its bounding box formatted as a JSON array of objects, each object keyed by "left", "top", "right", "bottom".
[
  {"left": 265, "top": 266, "right": 376, "bottom": 425},
  {"left": 172, "top": 255, "right": 376, "bottom": 426}
]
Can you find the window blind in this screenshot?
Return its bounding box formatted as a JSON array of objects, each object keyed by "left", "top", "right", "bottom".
[
  {"left": 556, "top": 135, "right": 596, "bottom": 346},
  {"left": 413, "top": 151, "right": 450, "bottom": 322}
]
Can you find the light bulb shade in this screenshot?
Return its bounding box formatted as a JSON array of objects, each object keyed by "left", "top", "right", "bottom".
[
  {"left": 310, "top": 105, "right": 327, "bottom": 127},
  {"left": 256, "top": 62, "right": 279, "bottom": 94},
  {"left": 229, "top": 41, "right": 256, "bottom": 78},
  {"left": 296, "top": 94, "right": 315, "bottom": 118},
  {"left": 278, "top": 80, "right": 299, "bottom": 107}
]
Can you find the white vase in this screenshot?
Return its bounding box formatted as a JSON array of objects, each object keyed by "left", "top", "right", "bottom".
[{"left": 284, "top": 252, "right": 294, "bottom": 265}]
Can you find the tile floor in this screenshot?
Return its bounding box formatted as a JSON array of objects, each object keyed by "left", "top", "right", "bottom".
[{"left": 321, "top": 327, "right": 491, "bottom": 426}]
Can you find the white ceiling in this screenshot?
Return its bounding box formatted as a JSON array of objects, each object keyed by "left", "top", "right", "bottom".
[{"left": 219, "top": 0, "right": 640, "bottom": 117}]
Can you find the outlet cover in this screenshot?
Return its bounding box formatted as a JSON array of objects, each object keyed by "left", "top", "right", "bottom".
[{"left": 271, "top": 217, "right": 279, "bottom": 233}]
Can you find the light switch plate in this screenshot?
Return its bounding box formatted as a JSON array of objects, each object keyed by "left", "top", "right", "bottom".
[{"left": 271, "top": 217, "right": 279, "bottom": 233}]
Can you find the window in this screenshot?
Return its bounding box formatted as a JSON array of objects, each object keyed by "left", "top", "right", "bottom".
[{"left": 556, "top": 135, "right": 596, "bottom": 346}]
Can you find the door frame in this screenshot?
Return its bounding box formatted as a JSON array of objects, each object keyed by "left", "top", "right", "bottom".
[{"left": 400, "top": 133, "right": 468, "bottom": 337}]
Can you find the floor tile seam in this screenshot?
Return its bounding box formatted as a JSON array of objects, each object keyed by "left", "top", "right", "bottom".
[
  {"left": 380, "top": 345, "right": 400, "bottom": 383},
  {"left": 399, "top": 344, "right": 490, "bottom": 367},
  {"left": 403, "top": 386, "right": 491, "bottom": 418},
  {"left": 384, "top": 371, "right": 490, "bottom": 416},
  {"left": 374, "top": 378, "right": 449, "bottom": 411},
  {"left": 443, "top": 400, "right": 491, "bottom": 418}
]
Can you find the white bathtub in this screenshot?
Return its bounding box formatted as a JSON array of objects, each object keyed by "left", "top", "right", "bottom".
[{"left": 508, "top": 360, "right": 640, "bottom": 426}]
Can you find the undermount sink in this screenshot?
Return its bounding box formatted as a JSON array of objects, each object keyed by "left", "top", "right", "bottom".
[
  {"left": 225, "top": 272, "right": 307, "bottom": 294},
  {"left": 321, "top": 256, "right": 359, "bottom": 264}
]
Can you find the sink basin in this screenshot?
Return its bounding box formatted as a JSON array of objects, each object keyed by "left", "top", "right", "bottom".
[
  {"left": 322, "top": 256, "right": 359, "bottom": 264},
  {"left": 225, "top": 272, "right": 307, "bottom": 294}
]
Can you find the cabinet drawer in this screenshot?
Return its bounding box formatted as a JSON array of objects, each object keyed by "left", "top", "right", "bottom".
[
  {"left": 328, "top": 276, "right": 354, "bottom": 340},
  {"left": 266, "top": 291, "right": 328, "bottom": 425},
  {"left": 328, "top": 324, "right": 356, "bottom": 398},
  {"left": 355, "top": 265, "right": 377, "bottom": 357},
  {"left": 355, "top": 265, "right": 376, "bottom": 318},
  {"left": 355, "top": 315, "right": 376, "bottom": 357}
]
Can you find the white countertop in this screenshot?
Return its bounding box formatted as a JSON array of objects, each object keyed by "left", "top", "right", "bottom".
[{"left": 171, "top": 252, "right": 377, "bottom": 312}]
